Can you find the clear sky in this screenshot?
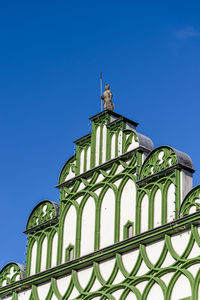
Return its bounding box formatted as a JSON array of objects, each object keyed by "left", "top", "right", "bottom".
[{"left": 1, "top": 0, "right": 200, "bottom": 270}]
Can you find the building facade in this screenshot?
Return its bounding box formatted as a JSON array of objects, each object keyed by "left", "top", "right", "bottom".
[{"left": 0, "top": 110, "right": 200, "bottom": 300}]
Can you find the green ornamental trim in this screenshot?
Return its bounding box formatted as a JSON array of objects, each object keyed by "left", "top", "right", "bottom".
[
  {"left": 140, "top": 146, "right": 177, "bottom": 180},
  {"left": 26, "top": 201, "right": 59, "bottom": 230},
  {"left": 0, "top": 263, "right": 24, "bottom": 287},
  {"left": 59, "top": 156, "right": 76, "bottom": 184},
  {"left": 179, "top": 185, "right": 200, "bottom": 217}
]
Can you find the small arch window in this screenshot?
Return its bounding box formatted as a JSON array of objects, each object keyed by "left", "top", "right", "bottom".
[
  {"left": 65, "top": 244, "right": 74, "bottom": 262},
  {"left": 123, "top": 221, "right": 134, "bottom": 239}
]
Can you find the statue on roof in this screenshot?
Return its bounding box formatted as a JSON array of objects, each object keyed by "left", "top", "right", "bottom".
[{"left": 101, "top": 84, "right": 114, "bottom": 111}]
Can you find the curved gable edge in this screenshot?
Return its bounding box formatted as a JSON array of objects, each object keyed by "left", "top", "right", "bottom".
[{"left": 26, "top": 200, "right": 59, "bottom": 231}]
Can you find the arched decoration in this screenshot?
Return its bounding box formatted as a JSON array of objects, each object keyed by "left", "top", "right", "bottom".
[
  {"left": 122, "top": 130, "right": 139, "bottom": 153},
  {"left": 62, "top": 204, "right": 77, "bottom": 263},
  {"left": 51, "top": 231, "right": 58, "bottom": 268},
  {"left": 59, "top": 155, "right": 76, "bottom": 184},
  {"left": 139, "top": 146, "right": 193, "bottom": 180},
  {"left": 179, "top": 185, "right": 200, "bottom": 217},
  {"left": 40, "top": 236, "right": 48, "bottom": 272},
  {"left": 99, "top": 188, "right": 116, "bottom": 249},
  {"left": 26, "top": 200, "right": 59, "bottom": 230},
  {"left": 118, "top": 178, "right": 136, "bottom": 241},
  {"left": 80, "top": 196, "right": 96, "bottom": 256},
  {"left": 0, "top": 263, "right": 25, "bottom": 287}
]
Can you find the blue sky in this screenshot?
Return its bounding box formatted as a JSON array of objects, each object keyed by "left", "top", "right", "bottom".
[{"left": 1, "top": 0, "right": 200, "bottom": 269}]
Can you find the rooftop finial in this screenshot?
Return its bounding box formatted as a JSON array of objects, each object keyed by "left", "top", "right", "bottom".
[{"left": 101, "top": 83, "right": 114, "bottom": 111}]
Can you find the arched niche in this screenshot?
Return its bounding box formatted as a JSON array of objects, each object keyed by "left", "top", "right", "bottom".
[
  {"left": 62, "top": 205, "right": 77, "bottom": 263},
  {"left": 153, "top": 188, "right": 162, "bottom": 227},
  {"left": 30, "top": 239, "right": 37, "bottom": 275},
  {"left": 119, "top": 179, "right": 136, "bottom": 241},
  {"left": 80, "top": 196, "right": 96, "bottom": 256},
  {"left": 100, "top": 188, "right": 115, "bottom": 249},
  {"left": 51, "top": 232, "right": 58, "bottom": 268},
  {"left": 40, "top": 236, "right": 48, "bottom": 272},
  {"left": 140, "top": 194, "right": 149, "bottom": 233}
]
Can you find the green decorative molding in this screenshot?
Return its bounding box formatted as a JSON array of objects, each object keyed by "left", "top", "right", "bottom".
[
  {"left": 179, "top": 185, "right": 200, "bottom": 217},
  {"left": 26, "top": 201, "right": 59, "bottom": 230},
  {"left": 140, "top": 146, "right": 177, "bottom": 180}
]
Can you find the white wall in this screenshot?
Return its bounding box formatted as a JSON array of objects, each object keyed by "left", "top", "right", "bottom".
[
  {"left": 120, "top": 179, "right": 136, "bottom": 240},
  {"left": 100, "top": 189, "right": 115, "bottom": 248},
  {"left": 167, "top": 183, "right": 175, "bottom": 222},
  {"left": 95, "top": 126, "right": 100, "bottom": 166},
  {"left": 30, "top": 240, "right": 37, "bottom": 275},
  {"left": 40, "top": 236, "right": 47, "bottom": 272},
  {"left": 51, "top": 232, "right": 58, "bottom": 267},
  {"left": 62, "top": 205, "right": 76, "bottom": 262},
  {"left": 141, "top": 194, "right": 149, "bottom": 232},
  {"left": 80, "top": 197, "right": 95, "bottom": 256},
  {"left": 154, "top": 189, "right": 162, "bottom": 227}
]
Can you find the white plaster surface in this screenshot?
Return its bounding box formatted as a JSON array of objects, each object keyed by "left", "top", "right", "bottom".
[
  {"left": 65, "top": 166, "right": 75, "bottom": 181},
  {"left": 77, "top": 182, "right": 85, "bottom": 192},
  {"left": 170, "top": 274, "right": 191, "bottom": 300},
  {"left": 146, "top": 283, "right": 164, "bottom": 300},
  {"left": 136, "top": 261, "right": 149, "bottom": 276},
  {"left": 170, "top": 230, "right": 190, "bottom": 256},
  {"left": 30, "top": 240, "right": 37, "bottom": 275},
  {"left": 18, "top": 290, "right": 31, "bottom": 300},
  {"left": 99, "top": 258, "right": 115, "bottom": 281},
  {"left": 161, "top": 252, "right": 176, "bottom": 268},
  {"left": 51, "top": 232, "right": 58, "bottom": 267},
  {"left": 94, "top": 187, "right": 102, "bottom": 197},
  {"left": 167, "top": 183, "right": 175, "bottom": 222},
  {"left": 136, "top": 281, "right": 147, "bottom": 294},
  {"left": 89, "top": 278, "right": 102, "bottom": 292},
  {"left": 69, "top": 286, "right": 80, "bottom": 299},
  {"left": 115, "top": 164, "right": 124, "bottom": 175},
  {"left": 126, "top": 134, "right": 139, "bottom": 152},
  {"left": 2, "top": 296, "right": 12, "bottom": 300},
  {"left": 80, "top": 149, "right": 85, "bottom": 174},
  {"left": 111, "top": 289, "right": 124, "bottom": 299},
  {"left": 102, "top": 125, "right": 107, "bottom": 163},
  {"left": 146, "top": 240, "right": 164, "bottom": 265},
  {"left": 37, "top": 282, "right": 51, "bottom": 300},
  {"left": 113, "top": 178, "right": 122, "bottom": 188},
  {"left": 100, "top": 188, "right": 115, "bottom": 248},
  {"left": 188, "top": 241, "right": 200, "bottom": 259},
  {"left": 95, "top": 126, "right": 100, "bottom": 166},
  {"left": 112, "top": 269, "right": 125, "bottom": 284},
  {"left": 124, "top": 291, "right": 137, "bottom": 300},
  {"left": 154, "top": 189, "right": 162, "bottom": 227},
  {"left": 120, "top": 179, "right": 136, "bottom": 240},
  {"left": 62, "top": 205, "right": 76, "bottom": 263},
  {"left": 111, "top": 134, "right": 116, "bottom": 159},
  {"left": 80, "top": 197, "right": 95, "bottom": 256},
  {"left": 187, "top": 263, "right": 200, "bottom": 277},
  {"left": 95, "top": 173, "right": 104, "bottom": 183},
  {"left": 160, "top": 272, "right": 173, "bottom": 286},
  {"left": 122, "top": 249, "right": 139, "bottom": 273},
  {"left": 181, "top": 170, "right": 193, "bottom": 204},
  {"left": 77, "top": 266, "right": 93, "bottom": 289},
  {"left": 56, "top": 275, "right": 71, "bottom": 296},
  {"left": 118, "top": 131, "right": 122, "bottom": 155},
  {"left": 86, "top": 146, "right": 91, "bottom": 171},
  {"left": 40, "top": 236, "right": 47, "bottom": 272},
  {"left": 141, "top": 194, "right": 149, "bottom": 233}
]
